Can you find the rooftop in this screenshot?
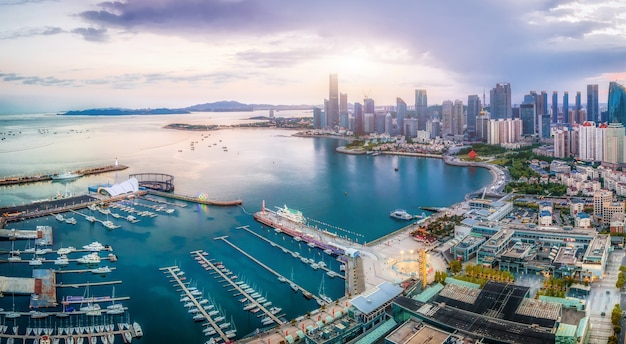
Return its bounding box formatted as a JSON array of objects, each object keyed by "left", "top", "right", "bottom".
[{"left": 351, "top": 281, "right": 403, "bottom": 315}]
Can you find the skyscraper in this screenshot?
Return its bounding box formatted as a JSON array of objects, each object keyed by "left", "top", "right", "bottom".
[
  {"left": 603, "top": 122, "right": 625, "bottom": 168},
  {"left": 520, "top": 103, "right": 536, "bottom": 135},
  {"left": 467, "top": 95, "right": 481, "bottom": 137},
  {"left": 539, "top": 91, "right": 548, "bottom": 116},
  {"left": 354, "top": 102, "right": 363, "bottom": 135},
  {"left": 415, "top": 89, "right": 428, "bottom": 130},
  {"left": 575, "top": 91, "right": 582, "bottom": 124},
  {"left": 452, "top": 100, "right": 464, "bottom": 136},
  {"left": 552, "top": 91, "right": 558, "bottom": 124},
  {"left": 396, "top": 97, "right": 407, "bottom": 136},
  {"left": 313, "top": 107, "right": 322, "bottom": 129},
  {"left": 563, "top": 91, "right": 569, "bottom": 124},
  {"left": 364, "top": 98, "right": 375, "bottom": 114},
  {"left": 587, "top": 84, "right": 599, "bottom": 123},
  {"left": 328, "top": 74, "right": 339, "bottom": 127},
  {"left": 489, "top": 83, "right": 512, "bottom": 120},
  {"left": 339, "top": 93, "right": 348, "bottom": 116},
  {"left": 578, "top": 121, "right": 596, "bottom": 162},
  {"left": 608, "top": 81, "right": 626, "bottom": 127},
  {"left": 441, "top": 100, "right": 453, "bottom": 136}
]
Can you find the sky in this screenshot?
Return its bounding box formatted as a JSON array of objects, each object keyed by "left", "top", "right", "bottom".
[{"left": 1, "top": 0, "right": 626, "bottom": 114}]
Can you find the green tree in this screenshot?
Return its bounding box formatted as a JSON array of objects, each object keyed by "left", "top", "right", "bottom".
[{"left": 448, "top": 260, "right": 462, "bottom": 274}]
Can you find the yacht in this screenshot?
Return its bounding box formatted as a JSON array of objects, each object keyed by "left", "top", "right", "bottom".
[
  {"left": 57, "top": 247, "right": 76, "bottom": 255},
  {"left": 29, "top": 257, "right": 44, "bottom": 266},
  {"left": 82, "top": 242, "right": 105, "bottom": 251},
  {"left": 54, "top": 256, "right": 69, "bottom": 265},
  {"left": 277, "top": 275, "right": 287, "bottom": 283},
  {"left": 275, "top": 205, "right": 306, "bottom": 224},
  {"left": 85, "top": 216, "right": 96, "bottom": 223},
  {"left": 55, "top": 214, "right": 64, "bottom": 221},
  {"left": 91, "top": 266, "right": 111, "bottom": 274},
  {"left": 389, "top": 209, "right": 414, "bottom": 220},
  {"left": 64, "top": 217, "right": 77, "bottom": 225},
  {"left": 102, "top": 221, "right": 120, "bottom": 230},
  {"left": 77, "top": 253, "right": 100, "bottom": 264}
]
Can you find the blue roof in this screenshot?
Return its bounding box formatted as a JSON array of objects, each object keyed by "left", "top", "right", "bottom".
[
  {"left": 540, "top": 210, "right": 552, "bottom": 217},
  {"left": 577, "top": 212, "right": 590, "bottom": 219},
  {"left": 351, "top": 282, "right": 403, "bottom": 314}
]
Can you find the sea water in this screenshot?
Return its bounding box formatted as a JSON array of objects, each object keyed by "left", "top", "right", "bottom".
[{"left": 0, "top": 111, "right": 491, "bottom": 342}]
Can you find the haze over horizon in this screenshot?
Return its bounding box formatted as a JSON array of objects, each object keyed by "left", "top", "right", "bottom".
[{"left": 1, "top": 0, "right": 625, "bottom": 115}]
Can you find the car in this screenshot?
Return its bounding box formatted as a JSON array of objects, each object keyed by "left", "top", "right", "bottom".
[{"left": 601, "top": 312, "right": 606, "bottom": 317}]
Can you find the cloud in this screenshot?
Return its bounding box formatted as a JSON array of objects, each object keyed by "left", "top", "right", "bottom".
[
  {"left": 0, "top": 0, "right": 52, "bottom": 5},
  {"left": 71, "top": 27, "right": 108, "bottom": 42},
  {"left": 0, "top": 26, "right": 64, "bottom": 40},
  {"left": 0, "top": 72, "right": 74, "bottom": 87}
]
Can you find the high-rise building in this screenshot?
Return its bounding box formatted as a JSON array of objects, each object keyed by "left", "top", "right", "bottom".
[
  {"left": 339, "top": 93, "right": 348, "bottom": 116},
  {"left": 596, "top": 123, "right": 607, "bottom": 162},
  {"left": 441, "top": 100, "right": 453, "bottom": 136},
  {"left": 552, "top": 91, "right": 558, "bottom": 124},
  {"left": 452, "top": 100, "right": 464, "bottom": 135},
  {"left": 575, "top": 91, "right": 582, "bottom": 124},
  {"left": 328, "top": 74, "right": 339, "bottom": 127},
  {"left": 487, "top": 119, "right": 522, "bottom": 145},
  {"left": 575, "top": 91, "right": 582, "bottom": 111},
  {"left": 467, "top": 95, "right": 481, "bottom": 136},
  {"left": 364, "top": 98, "right": 375, "bottom": 114},
  {"left": 520, "top": 103, "right": 536, "bottom": 135},
  {"left": 608, "top": 81, "right": 626, "bottom": 126},
  {"left": 363, "top": 113, "right": 375, "bottom": 134},
  {"left": 540, "top": 114, "right": 551, "bottom": 139},
  {"left": 563, "top": 91, "right": 569, "bottom": 124},
  {"left": 539, "top": 91, "right": 548, "bottom": 116},
  {"left": 354, "top": 102, "right": 363, "bottom": 135},
  {"left": 375, "top": 113, "right": 387, "bottom": 134},
  {"left": 554, "top": 127, "right": 571, "bottom": 158},
  {"left": 578, "top": 121, "right": 596, "bottom": 162},
  {"left": 385, "top": 113, "right": 393, "bottom": 135},
  {"left": 313, "top": 107, "right": 322, "bottom": 129},
  {"left": 415, "top": 89, "right": 428, "bottom": 130},
  {"left": 396, "top": 97, "right": 407, "bottom": 136},
  {"left": 603, "top": 122, "right": 625, "bottom": 168},
  {"left": 489, "top": 83, "right": 512, "bottom": 120},
  {"left": 587, "top": 84, "right": 599, "bottom": 123},
  {"left": 429, "top": 118, "right": 441, "bottom": 139}
]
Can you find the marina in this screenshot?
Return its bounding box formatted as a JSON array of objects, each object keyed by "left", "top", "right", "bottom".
[
  {"left": 160, "top": 264, "right": 232, "bottom": 342},
  {"left": 0, "top": 164, "right": 129, "bottom": 187},
  {"left": 213, "top": 236, "right": 327, "bottom": 306}
]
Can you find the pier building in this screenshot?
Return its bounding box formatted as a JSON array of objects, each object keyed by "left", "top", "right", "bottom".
[{"left": 129, "top": 172, "right": 174, "bottom": 192}]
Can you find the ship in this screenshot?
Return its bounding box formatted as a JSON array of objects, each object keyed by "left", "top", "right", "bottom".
[
  {"left": 275, "top": 205, "right": 306, "bottom": 224},
  {"left": 51, "top": 172, "right": 82, "bottom": 181},
  {"left": 91, "top": 266, "right": 111, "bottom": 274},
  {"left": 82, "top": 242, "right": 106, "bottom": 251},
  {"left": 77, "top": 253, "right": 101, "bottom": 264},
  {"left": 389, "top": 209, "right": 414, "bottom": 220}
]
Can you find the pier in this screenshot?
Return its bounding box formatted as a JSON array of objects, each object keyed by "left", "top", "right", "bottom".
[
  {"left": 55, "top": 280, "right": 122, "bottom": 288},
  {"left": 191, "top": 249, "right": 286, "bottom": 326},
  {"left": 237, "top": 225, "right": 345, "bottom": 280},
  {"left": 253, "top": 210, "right": 345, "bottom": 256},
  {"left": 0, "top": 323, "right": 136, "bottom": 343},
  {"left": 214, "top": 236, "right": 325, "bottom": 305},
  {"left": 147, "top": 190, "right": 242, "bottom": 206},
  {"left": 160, "top": 265, "right": 231, "bottom": 342},
  {"left": 0, "top": 164, "right": 128, "bottom": 187}
]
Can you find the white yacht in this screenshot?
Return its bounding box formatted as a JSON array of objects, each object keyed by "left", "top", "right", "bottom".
[{"left": 82, "top": 242, "right": 105, "bottom": 251}]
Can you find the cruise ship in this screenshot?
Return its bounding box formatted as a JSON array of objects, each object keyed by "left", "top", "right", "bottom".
[
  {"left": 389, "top": 209, "right": 414, "bottom": 220},
  {"left": 275, "top": 205, "right": 306, "bottom": 224}
]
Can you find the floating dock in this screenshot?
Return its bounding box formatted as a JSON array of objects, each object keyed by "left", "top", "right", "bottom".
[
  {"left": 213, "top": 236, "right": 326, "bottom": 305},
  {"left": 160, "top": 265, "right": 231, "bottom": 342},
  {"left": 0, "top": 322, "right": 136, "bottom": 343},
  {"left": 237, "top": 225, "right": 344, "bottom": 280}
]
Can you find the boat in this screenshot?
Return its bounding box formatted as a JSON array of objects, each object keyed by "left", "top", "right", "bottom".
[
  {"left": 193, "top": 314, "right": 204, "bottom": 321},
  {"left": 85, "top": 216, "right": 96, "bottom": 223},
  {"left": 307, "top": 242, "right": 316, "bottom": 248},
  {"left": 57, "top": 247, "right": 76, "bottom": 255},
  {"left": 29, "top": 256, "right": 44, "bottom": 266},
  {"left": 275, "top": 205, "right": 306, "bottom": 224},
  {"left": 55, "top": 214, "right": 64, "bottom": 221},
  {"left": 327, "top": 270, "right": 338, "bottom": 278},
  {"left": 51, "top": 172, "right": 82, "bottom": 180},
  {"left": 290, "top": 282, "right": 298, "bottom": 292},
  {"left": 77, "top": 253, "right": 101, "bottom": 264},
  {"left": 82, "top": 242, "right": 105, "bottom": 251},
  {"left": 102, "top": 221, "right": 120, "bottom": 230},
  {"left": 91, "top": 266, "right": 111, "bottom": 274},
  {"left": 30, "top": 311, "right": 49, "bottom": 319},
  {"left": 277, "top": 275, "right": 287, "bottom": 283},
  {"left": 269, "top": 306, "right": 282, "bottom": 314},
  {"left": 54, "top": 256, "right": 69, "bottom": 265},
  {"left": 319, "top": 276, "right": 333, "bottom": 304},
  {"left": 132, "top": 322, "right": 143, "bottom": 337},
  {"left": 65, "top": 217, "right": 77, "bottom": 225},
  {"left": 390, "top": 209, "right": 414, "bottom": 220},
  {"left": 124, "top": 331, "right": 132, "bottom": 343},
  {"left": 310, "top": 263, "right": 319, "bottom": 270}
]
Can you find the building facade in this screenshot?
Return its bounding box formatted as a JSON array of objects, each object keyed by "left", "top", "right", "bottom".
[{"left": 490, "top": 83, "right": 512, "bottom": 120}]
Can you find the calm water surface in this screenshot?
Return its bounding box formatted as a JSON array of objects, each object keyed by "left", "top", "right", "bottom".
[{"left": 0, "top": 112, "right": 491, "bottom": 342}]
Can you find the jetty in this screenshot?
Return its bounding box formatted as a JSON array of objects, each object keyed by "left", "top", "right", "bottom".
[
  {"left": 0, "top": 164, "right": 128, "bottom": 187},
  {"left": 0, "top": 322, "right": 136, "bottom": 343},
  {"left": 55, "top": 280, "right": 122, "bottom": 288},
  {"left": 147, "top": 190, "right": 242, "bottom": 206},
  {"left": 160, "top": 265, "right": 232, "bottom": 342},
  {"left": 214, "top": 236, "right": 325, "bottom": 305},
  {"left": 236, "top": 225, "right": 344, "bottom": 280},
  {"left": 191, "top": 249, "right": 285, "bottom": 325}
]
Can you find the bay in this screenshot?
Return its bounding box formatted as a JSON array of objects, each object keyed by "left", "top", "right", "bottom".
[{"left": 0, "top": 111, "right": 491, "bottom": 342}]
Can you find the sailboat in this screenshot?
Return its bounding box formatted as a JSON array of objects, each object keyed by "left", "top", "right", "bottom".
[
  {"left": 7, "top": 241, "right": 21, "bottom": 262},
  {"left": 289, "top": 267, "right": 298, "bottom": 292},
  {"left": 6, "top": 293, "right": 20, "bottom": 319},
  {"left": 318, "top": 275, "right": 333, "bottom": 305},
  {"left": 107, "top": 286, "right": 124, "bottom": 315}
]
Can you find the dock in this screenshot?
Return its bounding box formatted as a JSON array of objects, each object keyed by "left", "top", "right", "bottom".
[
  {"left": 0, "top": 164, "right": 128, "bottom": 187},
  {"left": 55, "top": 280, "right": 122, "bottom": 288},
  {"left": 160, "top": 265, "right": 231, "bottom": 342},
  {"left": 147, "top": 190, "right": 243, "bottom": 206},
  {"left": 0, "top": 322, "right": 136, "bottom": 343},
  {"left": 237, "top": 225, "right": 344, "bottom": 280},
  {"left": 191, "top": 249, "right": 286, "bottom": 326},
  {"left": 213, "top": 236, "right": 325, "bottom": 305}
]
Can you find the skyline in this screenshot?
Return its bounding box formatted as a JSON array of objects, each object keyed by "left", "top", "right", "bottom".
[{"left": 1, "top": 0, "right": 626, "bottom": 114}]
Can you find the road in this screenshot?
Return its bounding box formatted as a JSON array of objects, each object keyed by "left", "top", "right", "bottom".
[{"left": 587, "top": 249, "right": 623, "bottom": 343}]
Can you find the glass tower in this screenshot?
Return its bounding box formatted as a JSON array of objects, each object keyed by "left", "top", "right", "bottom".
[
  {"left": 490, "top": 83, "right": 512, "bottom": 120},
  {"left": 415, "top": 89, "right": 428, "bottom": 130},
  {"left": 396, "top": 97, "right": 407, "bottom": 136},
  {"left": 563, "top": 92, "right": 569, "bottom": 124},
  {"left": 608, "top": 81, "right": 626, "bottom": 127},
  {"left": 552, "top": 91, "right": 558, "bottom": 124},
  {"left": 587, "top": 84, "right": 599, "bottom": 123},
  {"left": 328, "top": 74, "right": 339, "bottom": 127},
  {"left": 467, "top": 95, "right": 481, "bottom": 137}
]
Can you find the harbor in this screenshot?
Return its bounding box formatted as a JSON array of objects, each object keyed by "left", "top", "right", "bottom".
[{"left": 0, "top": 164, "right": 129, "bottom": 187}]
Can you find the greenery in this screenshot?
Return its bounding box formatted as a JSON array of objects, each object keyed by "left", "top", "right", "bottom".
[
  {"left": 453, "top": 264, "right": 515, "bottom": 287},
  {"left": 617, "top": 271, "right": 625, "bottom": 289},
  {"left": 448, "top": 260, "right": 462, "bottom": 274},
  {"left": 504, "top": 181, "right": 568, "bottom": 196},
  {"left": 418, "top": 214, "right": 464, "bottom": 238},
  {"left": 537, "top": 277, "right": 573, "bottom": 298},
  {"left": 434, "top": 271, "right": 448, "bottom": 284},
  {"left": 458, "top": 143, "right": 507, "bottom": 156}
]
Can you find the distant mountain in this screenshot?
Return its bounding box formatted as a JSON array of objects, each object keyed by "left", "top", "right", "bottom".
[
  {"left": 59, "top": 101, "right": 316, "bottom": 116},
  {"left": 61, "top": 108, "right": 189, "bottom": 116},
  {"left": 185, "top": 101, "right": 253, "bottom": 112}
]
